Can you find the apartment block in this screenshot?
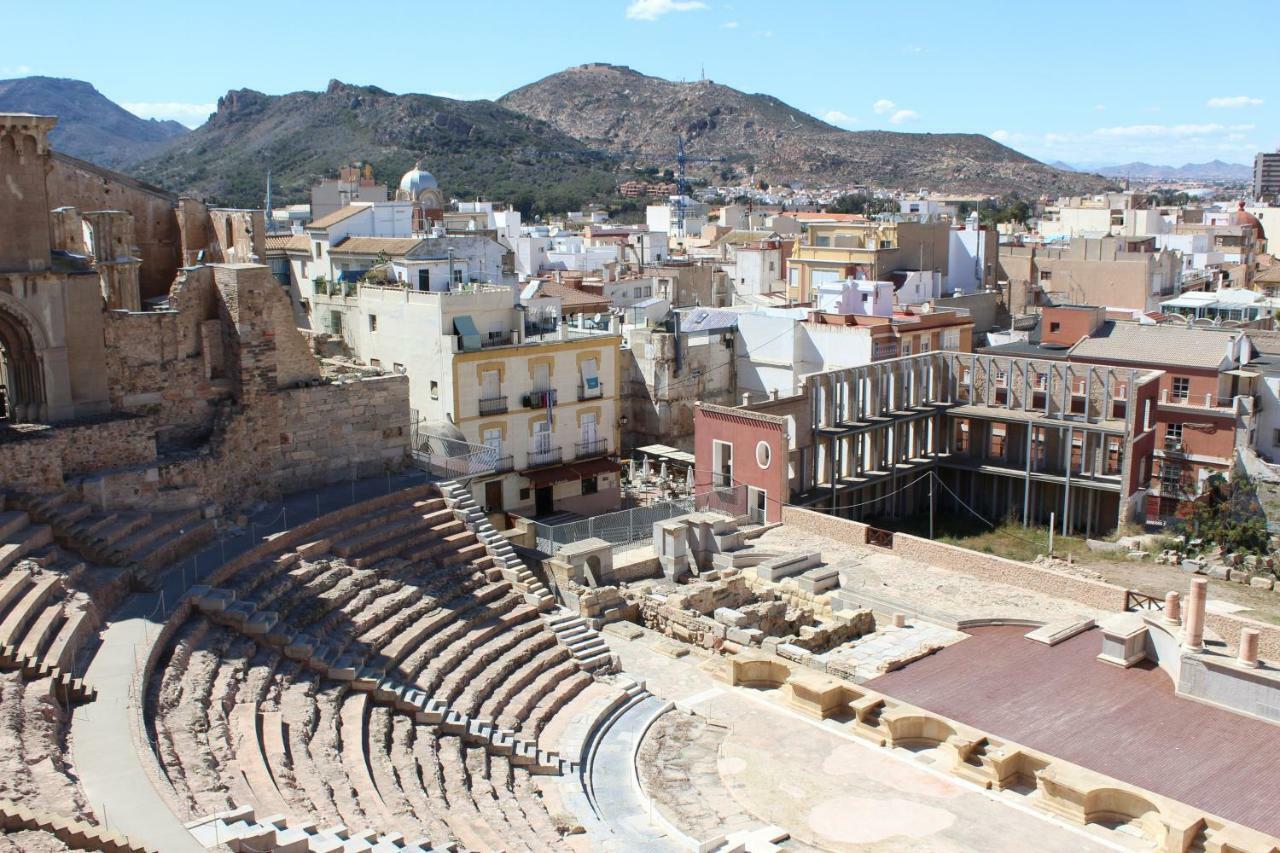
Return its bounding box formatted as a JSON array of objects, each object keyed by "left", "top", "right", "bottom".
[{"left": 314, "top": 282, "right": 623, "bottom": 521}]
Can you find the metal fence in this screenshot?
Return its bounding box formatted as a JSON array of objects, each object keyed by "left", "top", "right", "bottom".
[
  {"left": 530, "top": 484, "right": 751, "bottom": 555},
  {"left": 409, "top": 422, "right": 498, "bottom": 480}
]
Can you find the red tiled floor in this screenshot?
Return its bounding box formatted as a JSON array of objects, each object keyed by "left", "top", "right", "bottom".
[{"left": 868, "top": 625, "right": 1280, "bottom": 836}]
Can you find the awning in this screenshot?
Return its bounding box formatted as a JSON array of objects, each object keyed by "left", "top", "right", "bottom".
[{"left": 524, "top": 458, "right": 620, "bottom": 488}]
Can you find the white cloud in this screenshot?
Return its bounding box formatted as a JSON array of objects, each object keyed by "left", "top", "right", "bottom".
[
  {"left": 889, "top": 109, "right": 918, "bottom": 125},
  {"left": 991, "top": 129, "right": 1010, "bottom": 142},
  {"left": 1093, "top": 123, "right": 1253, "bottom": 138},
  {"left": 823, "top": 110, "right": 856, "bottom": 127},
  {"left": 0, "top": 65, "right": 32, "bottom": 76},
  {"left": 121, "top": 101, "right": 215, "bottom": 127},
  {"left": 721, "top": 20, "right": 738, "bottom": 28},
  {"left": 1206, "top": 95, "right": 1262, "bottom": 109},
  {"left": 625, "top": 0, "right": 707, "bottom": 20},
  {"left": 757, "top": 29, "right": 774, "bottom": 37},
  {"left": 872, "top": 98, "right": 896, "bottom": 115}
]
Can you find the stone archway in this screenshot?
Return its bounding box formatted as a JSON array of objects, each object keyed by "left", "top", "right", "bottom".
[{"left": 0, "top": 304, "right": 47, "bottom": 423}]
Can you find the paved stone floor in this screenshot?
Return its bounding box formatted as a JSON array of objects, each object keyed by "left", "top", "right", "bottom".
[
  {"left": 608, "top": 626, "right": 1140, "bottom": 852},
  {"left": 751, "top": 527, "right": 1107, "bottom": 625},
  {"left": 816, "top": 620, "right": 966, "bottom": 681}
]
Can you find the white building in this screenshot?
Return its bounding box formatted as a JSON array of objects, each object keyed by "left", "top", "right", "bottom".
[
  {"left": 314, "top": 282, "right": 624, "bottom": 520},
  {"left": 647, "top": 196, "right": 710, "bottom": 240}
]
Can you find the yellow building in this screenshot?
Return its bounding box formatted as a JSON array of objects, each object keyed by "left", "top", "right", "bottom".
[{"left": 786, "top": 220, "right": 951, "bottom": 304}]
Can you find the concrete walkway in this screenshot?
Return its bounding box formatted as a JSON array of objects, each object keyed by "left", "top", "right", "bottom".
[
  {"left": 70, "top": 471, "right": 429, "bottom": 852},
  {"left": 584, "top": 695, "right": 683, "bottom": 852}
]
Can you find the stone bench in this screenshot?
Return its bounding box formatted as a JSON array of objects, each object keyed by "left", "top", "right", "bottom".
[
  {"left": 795, "top": 566, "right": 839, "bottom": 594},
  {"left": 754, "top": 552, "right": 821, "bottom": 582}
]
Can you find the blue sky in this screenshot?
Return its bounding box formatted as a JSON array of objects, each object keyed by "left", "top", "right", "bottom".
[{"left": 5, "top": 0, "right": 1274, "bottom": 166}]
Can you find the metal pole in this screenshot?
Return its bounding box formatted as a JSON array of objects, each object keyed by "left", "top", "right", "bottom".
[
  {"left": 929, "top": 471, "right": 935, "bottom": 540},
  {"left": 1048, "top": 511, "right": 1055, "bottom": 556}
]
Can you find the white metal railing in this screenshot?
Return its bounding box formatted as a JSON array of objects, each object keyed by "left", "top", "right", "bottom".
[{"left": 409, "top": 423, "right": 498, "bottom": 480}]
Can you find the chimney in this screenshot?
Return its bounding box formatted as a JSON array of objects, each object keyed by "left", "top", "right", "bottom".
[
  {"left": 742, "top": 392, "right": 751, "bottom": 406},
  {"left": 770, "top": 388, "right": 779, "bottom": 401}
]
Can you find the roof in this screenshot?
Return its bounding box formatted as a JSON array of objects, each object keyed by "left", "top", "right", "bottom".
[
  {"left": 529, "top": 281, "right": 611, "bottom": 310},
  {"left": 524, "top": 457, "right": 620, "bottom": 488},
  {"left": 306, "top": 204, "right": 367, "bottom": 231},
  {"left": 1069, "top": 322, "right": 1238, "bottom": 369},
  {"left": 678, "top": 308, "right": 739, "bottom": 334},
  {"left": 781, "top": 212, "right": 868, "bottom": 222},
  {"left": 713, "top": 229, "right": 777, "bottom": 246},
  {"left": 328, "top": 236, "right": 423, "bottom": 257},
  {"left": 264, "top": 234, "right": 311, "bottom": 254}
]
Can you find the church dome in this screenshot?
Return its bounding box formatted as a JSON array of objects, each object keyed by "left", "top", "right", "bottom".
[
  {"left": 1233, "top": 201, "right": 1266, "bottom": 242},
  {"left": 399, "top": 161, "right": 439, "bottom": 196}
]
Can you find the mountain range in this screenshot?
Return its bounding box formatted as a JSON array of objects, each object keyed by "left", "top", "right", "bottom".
[
  {"left": 0, "top": 76, "right": 188, "bottom": 168},
  {"left": 1, "top": 68, "right": 1110, "bottom": 210},
  {"left": 1055, "top": 160, "right": 1252, "bottom": 182}
]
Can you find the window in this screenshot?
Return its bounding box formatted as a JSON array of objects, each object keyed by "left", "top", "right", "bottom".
[
  {"left": 755, "top": 441, "right": 772, "bottom": 469},
  {"left": 941, "top": 329, "right": 960, "bottom": 351},
  {"left": 370, "top": 358, "right": 381, "bottom": 369},
  {"left": 581, "top": 476, "right": 598, "bottom": 495},
  {"left": 1165, "top": 422, "right": 1183, "bottom": 450},
  {"left": 1039, "top": 270, "right": 1052, "bottom": 281},
  {"left": 368, "top": 314, "right": 378, "bottom": 332},
  {"left": 1273, "top": 428, "right": 1280, "bottom": 446},
  {"left": 1049, "top": 322, "right": 1061, "bottom": 333},
  {"left": 393, "top": 363, "right": 405, "bottom": 374},
  {"left": 452, "top": 268, "right": 464, "bottom": 284},
  {"left": 430, "top": 380, "right": 439, "bottom": 399},
  {"left": 1161, "top": 461, "right": 1183, "bottom": 493},
  {"left": 1171, "top": 377, "right": 1190, "bottom": 399},
  {"left": 995, "top": 369, "right": 1007, "bottom": 387},
  {"left": 712, "top": 440, "right": 734, "bottom": 487},
  {"left": 519, "top": 488, "right": 531, "bottom": 501},
  {"left": 314, "top": 241, "right": 322, "bottom": 258},
  {"left": 918, "top": 339, "right": 930, "bottom": 353},
  {"left": 901, "top": 339, "right": 913, "bottom": 356}
]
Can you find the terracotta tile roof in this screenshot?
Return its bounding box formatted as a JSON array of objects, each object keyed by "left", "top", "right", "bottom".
[
  {"left": 531, "top": 281, "right": 611, "bottom": 310},
  {"left": 264, "top": 234, "right": 311, "bottom": 254},
  {"left": 1069, "top": 322, "right": 1238, "bottom": 370},
  {"left": 306, "top": 204, "right": 366, "bottom": 231},
  {"left": 328, "top": 236, "right": 423, "bottom": 257}
]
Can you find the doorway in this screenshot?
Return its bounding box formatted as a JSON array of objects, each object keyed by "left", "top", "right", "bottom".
[
  {"left": 484, "top": 480, "right": 504, "bottom": 514},
  {"left": 535, "top": 486, "right": 554, "bottom": 516},
  {"left": 748, "top": 486, "right": 767, "bottom": 524}
]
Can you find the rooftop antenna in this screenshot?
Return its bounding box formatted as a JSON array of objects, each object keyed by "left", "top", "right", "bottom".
[{"left": 264, "top": 168, "right": 272, "bottom": 225}]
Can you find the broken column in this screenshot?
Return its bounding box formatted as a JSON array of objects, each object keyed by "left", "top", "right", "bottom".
[
  {"left": 83, "top": 210, "right": 142, "bottom": 311},
  {"left": 49, "top": 206, "right": 86, "bottom": 255},
  {"left": 1182, "top": 577, "right": 1207, "bottom": 652},
  {"left": 1163, "top": 591, "right": 1181, "bottom": 626},
  {"left": 1237, "top": 629, "right": 1260, "bottom": 669}
]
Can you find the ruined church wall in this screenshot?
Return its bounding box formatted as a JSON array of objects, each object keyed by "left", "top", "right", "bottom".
[{"left": 46, "top": 153, "right": 180, "bottom": 300}]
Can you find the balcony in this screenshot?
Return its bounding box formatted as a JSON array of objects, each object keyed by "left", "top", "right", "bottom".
[
  {"left": 524, "top": 389, "right": 557, "bottom": 409},
  {"left": 575, "top": 438, "right": 608, "bottom": 459},
  {"left": 494, "top": 454, "right": 514, "bottom": 473},
  {"left": 478, "top": 395, "right": 508, "bottom": 416},
  {"left": 527, "top": 446, "right": 563, "bottom": 468},
  {"left": 578, "top": 381, "right": 604, "bottom": 402}
]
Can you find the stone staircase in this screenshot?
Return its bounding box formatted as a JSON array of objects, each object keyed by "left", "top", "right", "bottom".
[
  {"left": 436, "top": 482, "right": 555, "bottom": 611},
  {"left": 186, "top": 584, "right": 574, "bottom": 776},
  {"left": 187, "top": 803, "right": 451, "bottom": 852},
  {"left": 0, "top": 797, "right": 154, "bottom": 853},
  {"left": 435, "top": 481, "right": 621, "bottom": 674},
  {"left": 12, "top": 490, "right": 216, "bottom": 576},
  {"left": 542, "top": 611, "right": 618, "bottom": 673}
]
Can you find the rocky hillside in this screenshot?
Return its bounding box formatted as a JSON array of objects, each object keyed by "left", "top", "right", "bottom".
[
  {"left": 0, "top": 76, "right": 188, "bottom": 168},
  {"left": 500, "top": 63, "right": 1107, "bottom": 197},
  {"left": 130, "top": 81, "right": 620, "bottom": 211}
]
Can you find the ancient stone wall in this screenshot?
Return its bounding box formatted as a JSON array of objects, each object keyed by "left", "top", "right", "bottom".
[{"left": 46, "top": 153, "right": 180, "bottom": 300}]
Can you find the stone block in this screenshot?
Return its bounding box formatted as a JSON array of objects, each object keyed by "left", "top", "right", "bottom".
[
  {"left": 1230, "top": 569, "right": 1250, "bottom": 584},
  {"left": 1206, "top": 565, "right": 1230, "bottom": 580},
  {"left": 713, "top": 607, "right": 751, "bottom": 628},
  {"left": 1250, "top": 576, "right": 1274, "bottom": 590},
  {"left": 725, "top": 626, "right": 753, "bottom": 645},
  {"left": 796, "top": 566, "right": 839, "bottom": 594}
]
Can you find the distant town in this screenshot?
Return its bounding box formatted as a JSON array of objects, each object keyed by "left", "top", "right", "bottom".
[{"left": 2, "top": 27, "right": 1280, "bottom": 853}]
